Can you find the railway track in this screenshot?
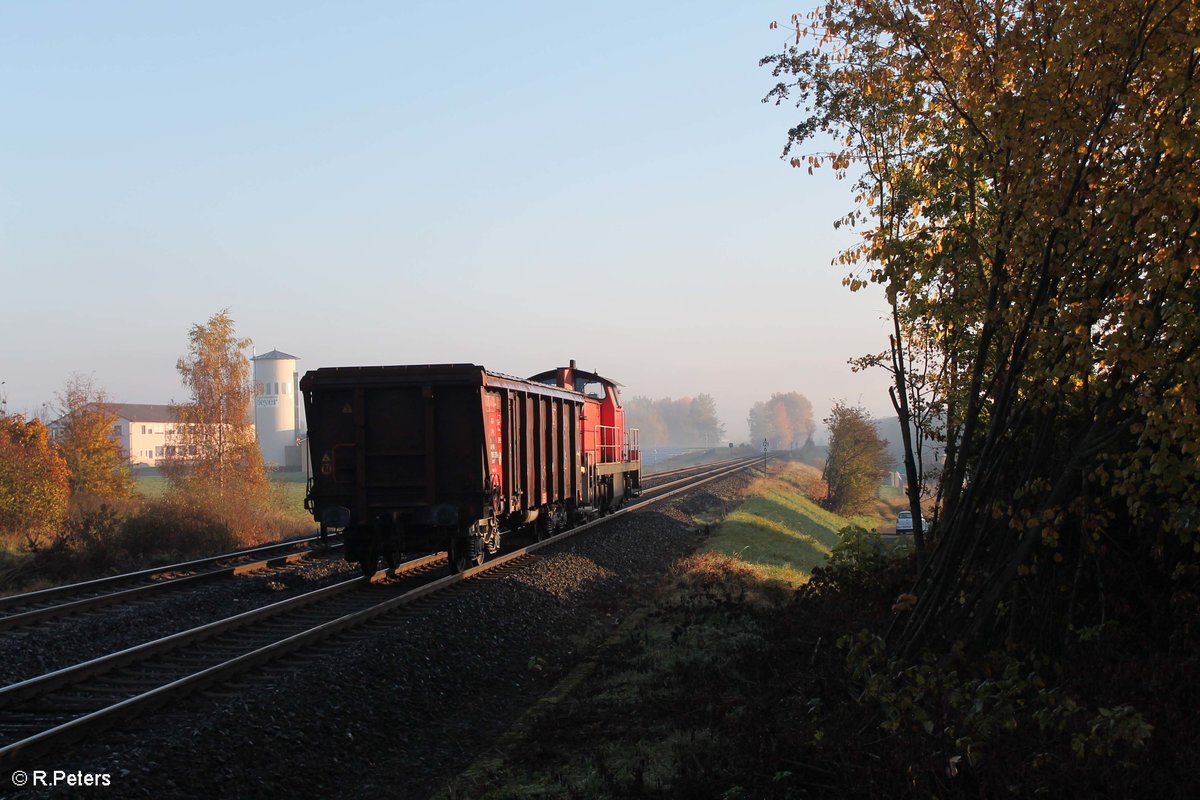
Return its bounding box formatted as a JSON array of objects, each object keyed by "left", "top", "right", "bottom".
[
  {"left": 0, "top": 535, "right": 342, "bottom": 634},
  {"left": 641, "top": 456, "right": 759, "bottom": 493},
  {"left": 642, "top": 456, "right": 748, "bottom": 483},
  {"left": 0, "top": 457, "right": 752, "bottom": 640},
  {"left": 0, "top": 457, "right": 756, "bottom": 767}
]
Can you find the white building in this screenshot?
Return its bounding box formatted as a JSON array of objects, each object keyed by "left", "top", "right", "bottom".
[
  {"left": 252, "top": 349, "right": 301, "bottom": 469},
  {"left": 50, "top": 403, "right": 183, "bottom": 467}
]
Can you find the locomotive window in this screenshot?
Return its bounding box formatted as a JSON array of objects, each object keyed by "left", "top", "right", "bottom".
[{"left": 574, "top": 378, "right": 605, "bottom": 400}]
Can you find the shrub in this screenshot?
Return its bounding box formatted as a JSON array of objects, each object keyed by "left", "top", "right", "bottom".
[
  {"left": 116, "top": 496, "right": 240, "bottom": 564},
  {"left": 826, "top": 524, "right": 907, "bottom": 576}
]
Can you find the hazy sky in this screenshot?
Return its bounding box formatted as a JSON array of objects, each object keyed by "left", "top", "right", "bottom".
[{"left": 1, "top": 1, "right": 894, "bottom": 440}]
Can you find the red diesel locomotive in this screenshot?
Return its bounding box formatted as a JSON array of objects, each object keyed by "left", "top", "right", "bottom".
[{"left": 301, "top": 360, "right": 641, "bottom": 575}]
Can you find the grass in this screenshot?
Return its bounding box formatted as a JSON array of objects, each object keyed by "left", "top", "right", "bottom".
[
  {"left": 134, "top": 470, "right": 310, "bottom": 514},
  {"left": 701, "top": 463, "right": 843, "bottom": 585},
  {"left": 701, "top": 460, "right": 902, "bottom": 585}
]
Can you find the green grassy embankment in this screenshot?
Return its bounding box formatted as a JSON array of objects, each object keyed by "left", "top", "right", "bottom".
[{"left": 700, "top": 460, "right": 887, "bottom": 585}]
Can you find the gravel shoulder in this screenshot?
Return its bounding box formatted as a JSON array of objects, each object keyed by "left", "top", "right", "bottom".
[{"left": 8, "top": 471, "right": 753, "bottom": 799}]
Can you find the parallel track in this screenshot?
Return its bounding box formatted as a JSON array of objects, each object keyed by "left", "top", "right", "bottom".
[
  {"left": 0, "top": 456, "right": 751, "bottom": 633},
  {"left": 0, "top": 458, "right": 756, "bottom": 766},
  {"left": 0, "top": 537, "right": 342, "bottom": 634}
]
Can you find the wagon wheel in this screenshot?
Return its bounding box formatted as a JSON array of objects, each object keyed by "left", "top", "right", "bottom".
[
  {"left": 532, "top": 512, "right": 549, "bottom": 543},
  {"left": 383, "top": 546, "right": 401, "bottom": 574},
  {"left": 447, "top": 536, "right": 484, "bottom": 574}
]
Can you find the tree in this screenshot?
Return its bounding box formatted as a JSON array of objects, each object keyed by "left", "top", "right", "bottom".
[
  {"left": 766, "top": 0, "right": 1200, "bottom": 652},
  {"left": 0, "top": 414, "right": 70, "bottom": 547},
  {"left": 688, "top": 394, "right": 726, "bottom": 446},
  {"left": 168, "top": 310, "right": 266, "bottom": 497},
  {"left": 821, "top": 402, "right": 890, "bottom": 514},
  {"left": 747, "top": 391, "right": 815, "bottom": 449},
  {"left": 55, "top": 374, "right": 133, "bottom": 501},
  {"left": 625, "top": 394, "right": 726, "bottom": 448}
]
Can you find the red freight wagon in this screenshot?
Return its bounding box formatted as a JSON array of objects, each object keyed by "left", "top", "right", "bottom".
[{"left": 301, "top": 362, "right": 640, "bottom": 575}]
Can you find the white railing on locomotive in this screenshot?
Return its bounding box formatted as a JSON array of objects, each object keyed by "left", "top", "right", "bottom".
[
  {"left": 594, "top": 425, "right": 621, "bottom": 463},
  {"left": 591, "top": 425, "right": 640, "bottom": 463}
]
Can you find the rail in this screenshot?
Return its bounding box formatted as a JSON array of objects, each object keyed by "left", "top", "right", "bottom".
[{"left": 0, "top": 535, "right": 340, "bottom": 632}]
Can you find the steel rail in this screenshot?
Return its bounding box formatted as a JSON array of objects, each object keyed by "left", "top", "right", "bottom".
[
  {"left": 0, "top": 459, "right": 756, "bottom": 765},
  {"left": 639, "top": 457, "right": 759, "bottom": 495},
  {"left": 642, "top": 456, "right": 744, "bottom": 480},
  {"left": 0, "top": 538, "right": 342, "bottom": 632}
]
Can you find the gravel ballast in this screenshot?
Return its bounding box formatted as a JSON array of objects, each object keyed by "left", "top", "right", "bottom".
[{"left": 7, "top": 471, "right": 753, "bottom": 799}]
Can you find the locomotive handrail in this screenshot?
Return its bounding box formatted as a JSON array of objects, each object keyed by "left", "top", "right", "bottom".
[
  {"left": 590, "top": 425, "right": 639, "bottom": 464},
  {"left": 593, "top": 424, "right": 621, "bottom": 463}
]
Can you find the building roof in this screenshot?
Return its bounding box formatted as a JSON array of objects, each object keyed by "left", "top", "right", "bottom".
[
  {"left": 253, "top": 349, "right": 299, "bottom": 361},
  {"left": 106, "top": 403, "right": 177, "bottom": 423},
  {"left": 49, "top": 403, "right": 179, "bottom": 426}
]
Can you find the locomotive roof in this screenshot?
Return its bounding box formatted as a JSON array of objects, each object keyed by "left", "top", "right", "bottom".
[{"left": 526, "top": 365, "right": 623, "bottom": 387}]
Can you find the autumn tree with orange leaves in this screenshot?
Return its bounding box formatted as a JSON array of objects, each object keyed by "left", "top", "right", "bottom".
[
  {"left": 747, "top": 391, "right": 815, "bottom": 450},
  {"left": 765, "top": 0, "right": 1199, "bottom": 653},
  {"left": 0, "top": 414, "right": 70, "bottom": 548},
  {"left": 55, "top": 374, "right": 133, "bottom": 502}
]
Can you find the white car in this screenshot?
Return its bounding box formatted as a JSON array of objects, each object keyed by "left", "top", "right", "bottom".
[{"left": 896, "top": 511, "right": 927, "bottom": 534}]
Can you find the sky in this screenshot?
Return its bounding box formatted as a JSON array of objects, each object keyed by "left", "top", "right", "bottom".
[{"left": 0, "top": 1, "right": 894, "bottom": 441}]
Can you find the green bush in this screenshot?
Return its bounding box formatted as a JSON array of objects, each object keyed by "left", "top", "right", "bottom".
[{"left": 826, "top": 524, "right": 908, "bottom": 576}]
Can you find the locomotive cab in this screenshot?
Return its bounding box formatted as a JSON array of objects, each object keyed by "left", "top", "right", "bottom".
[{"left": 528, "top": 360, "right": 641, "bottom": 511}]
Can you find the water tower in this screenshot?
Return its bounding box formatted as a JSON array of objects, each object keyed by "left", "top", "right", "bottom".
[{"left": 252, "top": 349, "right": 300, "bottom": 468}]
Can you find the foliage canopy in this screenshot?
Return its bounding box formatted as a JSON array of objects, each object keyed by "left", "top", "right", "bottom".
[
  {"left": 55, "top": 374, "right": 133, "bottom": 501},
  {"left": 766, "top": 0, "right": 1200, "bottom": 650},
  {"left": 625, "top": 393, "right": 726, "bottom": 448},
  {"left": 822, "top": 402, "right": 891, "bottom": 513},
  {"left": 747, "top": 391, "right": 815, "bottom": 449},
  {"left": 168, "top": 310, "right": 267, "bottom": 499},
  {"left": 0, "top": 414, "right": 70, "bottom": 546}
]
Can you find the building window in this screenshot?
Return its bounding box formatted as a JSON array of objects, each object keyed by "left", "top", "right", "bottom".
[{"left": 141, "top": 425, "right": 146, "bottom": 434}]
